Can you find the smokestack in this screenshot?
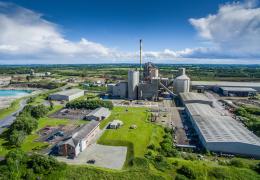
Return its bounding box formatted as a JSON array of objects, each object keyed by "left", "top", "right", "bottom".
[{"left": 140, "top": 39, "right": 142, "bottom": 71}]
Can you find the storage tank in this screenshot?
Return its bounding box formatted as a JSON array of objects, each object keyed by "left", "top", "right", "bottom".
[
  {"left": 174, "top": 68, "right": 190, "bottom": 94},
  {"left": 128, "top": 70, "right": 139, "bottom": 99}
]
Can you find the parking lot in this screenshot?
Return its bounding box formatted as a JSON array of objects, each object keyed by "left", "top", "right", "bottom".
[{"left": 56, "top": 144, "right": 127, "bottom": 170}]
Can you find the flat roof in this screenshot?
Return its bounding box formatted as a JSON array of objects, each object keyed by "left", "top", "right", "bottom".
[
  {"left": 87, "top": 107, "right": 110, "bottom": 117},
  {"left": 192, "top": 81, "right": 260, "bottom": 88},
  {"left": 185, "top": 103, "right": 260, "bottom": 145},
  {"left": 220, "top": 86, "right": 257, "bottom": 92},
  {"left": 51, "top": 89, "right": 84, "bottom": 96},
  {"left": 179, "top": 92, "right": 212, "bottom": 103}
]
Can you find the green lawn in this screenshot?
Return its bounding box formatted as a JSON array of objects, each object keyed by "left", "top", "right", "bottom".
[
  {"left": 0, "top": 99, "right": 21, "bottom": 120},
  {"left": 98, "top": 107, "right": 164, "bottom": 158}
]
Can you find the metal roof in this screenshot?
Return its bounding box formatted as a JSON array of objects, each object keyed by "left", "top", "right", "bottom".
[
  {"left": 192, "top": 81, "right": 260, "bottom": 88},
  {"left": 51, "top": 89, "right": 84, "bottom": 96},
  {"left": 185, "top": 103, "right": 260, "bottom": 145},
  {"left": 59, "top": 121, "right": 99, "bottom": 147},
  {"left": 86, "top": 107, "right": 110, "bottom": 118},
  {"left": 220, "top": 87, "right": 257, "bottom": 92},
  {"left": 179, "top": 92, "right": 213, "bottom": 103}
]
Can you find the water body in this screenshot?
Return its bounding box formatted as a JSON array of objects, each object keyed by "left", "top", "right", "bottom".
[{"left": 0, "top": 89, "right": 32, "bottom": 97}]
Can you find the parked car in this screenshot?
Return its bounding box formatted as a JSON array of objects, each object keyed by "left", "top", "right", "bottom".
[{"left": 87, "top": 159, "right": 95, "bottom": 164}]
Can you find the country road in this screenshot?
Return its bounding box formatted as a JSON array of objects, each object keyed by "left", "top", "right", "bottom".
[{"left": 0, "top": 99, "right": 27, "bottom": 134}]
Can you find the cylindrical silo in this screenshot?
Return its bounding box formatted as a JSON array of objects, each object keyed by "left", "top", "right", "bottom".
[
  {"left": 128, "top": 70, "right": 139, "bottom": 99},
  {"left": 173, "top": 68, "right": 190, "bottom": 94}
]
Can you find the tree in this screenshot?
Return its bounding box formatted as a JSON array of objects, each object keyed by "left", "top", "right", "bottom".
[
  {"left": 11, "top": 115, "right": 37, "bottom": 134},
  {"left": 27, "top": 154, "right": 66, "bottom": 175},
  {"left": 5, "top": 149, "right": 28, "bottom": 178},
  {"left": 9, "top": 130, "right": 26, "bottom": 147},
  {"left": 31, "top": 105, "right": 49, "bottom": 119}
]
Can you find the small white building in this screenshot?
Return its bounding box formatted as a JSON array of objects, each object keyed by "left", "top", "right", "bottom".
[
  {"left": 109, "top": 120, "right": 123, "bottom": 129},
  {"left": 48, "top": 89, "right": 84, "bottom": 101},
  {"left": 85, "top": 107, "right": 111, "bottom": 121}
]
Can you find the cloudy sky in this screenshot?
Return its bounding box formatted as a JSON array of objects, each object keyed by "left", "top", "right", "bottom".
[{"left": 0, "top": 0, "right": 260, "bottom": 64}]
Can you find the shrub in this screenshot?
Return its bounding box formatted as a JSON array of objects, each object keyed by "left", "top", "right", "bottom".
[
  {"left": 253, "top": 162, "right": 260, "bottom": 174},
  {"left": 177, "top": 165, "right": 196, "bottom": 179},
  {"left": 27, "top": 154, "right": 66, "bottom": 175},
  {"left": 175, "top": 174, "right": 189, "bottom": 180},
  {"left": 147, "top": 144, "right": 155, "bottom": 150},
  {"left": 8, "top": 130, "right": 26, "bottom": 147},
  {"left": 208, "top": 167, "right": 228, "bottom": 179},
  {"left": 30, "top": 105, "right": 49, "bottom": 119},
  {"left": 229, "top": 159, "right": 246, "bottom": 168}
]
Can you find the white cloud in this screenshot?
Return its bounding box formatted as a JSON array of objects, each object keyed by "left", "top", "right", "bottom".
[
  {"left": 0, "top": 1, "right": 260, "bottom": 64},
  {"left": 189, "top": 0, "right": 260, "bottom": 58},
  {"left": 0, "top": 2, "right": 114, "bottom": 62}
]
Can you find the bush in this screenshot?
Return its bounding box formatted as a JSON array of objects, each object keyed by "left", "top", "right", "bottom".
[
  {"left": 8, "top": 130, "right": 26, "bottom": 147},
  {"left": 27, "top": 154, "right": 66, "bottom": 175},
  {"left": 153, "top": 155, "right": 171, "bottom": 172},
  {"left": 253, "top": 162, "right": 260, "bottom": 174},
  {"left": 30, "top": 105, "right": 49, "bottom": 119},
  {"left": 229, "top": 159, "right": 246, "bottom": 168},
  {"left": 175, "top": 174, "right": 189, "bottom": 180},
  {"left": 208, "top": 167, "right": 228, "bottom": 179},
  {"left": 147, "top": 144, "right": 155, "bottom": 150},
  {"left": 177, "top": 165, "right": 196, "bottom": 179}
]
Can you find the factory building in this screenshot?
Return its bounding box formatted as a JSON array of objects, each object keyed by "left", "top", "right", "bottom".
[
  {"left": 138, "top": 79, "right": 159, "bottom": 100},
  {"left": 109, "top": 81, "right": 128, "bottom": 98},
  {"left": 48, "top": 89, "right": 84, "bottom": 101},
  {"left": 128, "top": 70, "right": 139, "bottom": 100},
  {"left": 143, "top": 62, "right": 159, "bottom": 80},
  {"left": 191, "top": 81, "right": 260, "bottom": 92},
  {"left": 181, "top": 93, "right": 260, "bottom": 157},
  {"left": 179, "top": 92, "right": 213, "bottom": 107},
  {"left": 85, "top": 107, "right": 111, "bottom": 121},
  {"left": 219, "top": 87, "right": 257, "bottom": 97},
  {"left": 173, "top": 68, "right": 190, "bottom": 94},
  {"left": 57, "top": 121, "right": 100, "bottom": 158}
]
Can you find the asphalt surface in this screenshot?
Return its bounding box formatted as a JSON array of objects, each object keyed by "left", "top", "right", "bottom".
[{"left": 0, "top": 99, "right": 27, "bottom": 134}]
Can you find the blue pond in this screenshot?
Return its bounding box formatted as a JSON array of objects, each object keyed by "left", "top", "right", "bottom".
[{"left": 0, "top": 89, "right": 32, "bottom": 97}]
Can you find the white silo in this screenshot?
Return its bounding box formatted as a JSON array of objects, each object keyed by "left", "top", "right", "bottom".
[
  {"left": 173, "top": 68, "right": 190, "bottom": 94},
  {"left": 128, "top": 70, "right": 139, "bottom": 100}
]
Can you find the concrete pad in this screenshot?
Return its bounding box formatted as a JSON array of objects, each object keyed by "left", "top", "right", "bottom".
[{"left": 56, "top": 144, "right": 127, "bottom": 170}]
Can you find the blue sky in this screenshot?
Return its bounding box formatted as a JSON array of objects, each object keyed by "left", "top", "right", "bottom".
[{"left": 0, "top": 0, "right": 260, "bottom": 64}]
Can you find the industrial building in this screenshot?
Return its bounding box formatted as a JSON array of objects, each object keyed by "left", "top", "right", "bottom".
[
  {"left": 181, "top": 92, "right": 260, "bottom": 157},
  {"left": 57, "top": 121, "right": 100, "bottom": 158},
  {"left": 85, "top": 107, "right": 111, "bottom": 121},
  {"left": 107, "top": 82, "right": 128, "bottom": 98},
  {"left": 219, "top": 87, "right": 257, "bottom": 97},
  {"left": 107, "top": 40, "right": 191, "bottom": 100},
  {"left": 179, "top": 92, "right": 213, "bottom": 107},
  {"left": 191, "top": 81, "right": 260, "bottom": 92},
  {"left": 48, "top": 89, "right": 84, "bottom": 101}
]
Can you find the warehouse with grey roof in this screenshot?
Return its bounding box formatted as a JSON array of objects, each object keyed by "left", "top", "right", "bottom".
[
  {"left": 49, "top": 89, "right": 84, "bottom": 101},
  {"left": 181, "top": 92, "right": 260, "bottom": 157}
]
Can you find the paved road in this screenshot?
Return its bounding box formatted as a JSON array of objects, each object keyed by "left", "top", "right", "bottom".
[{"left": 0, "top": 99, "right": 27, "bottom": 134}]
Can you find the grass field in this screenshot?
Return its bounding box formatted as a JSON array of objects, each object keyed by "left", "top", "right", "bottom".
[
  {"left": 98, "top": 107, "right": 164, "bottom": 165},
  {"left": 0, "top": 98, "right": 21, "bottom": 120}
]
